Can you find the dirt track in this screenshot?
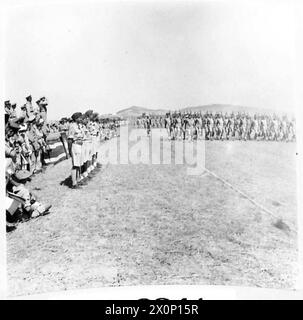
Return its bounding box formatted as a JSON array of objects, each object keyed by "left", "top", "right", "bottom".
[{"left": 7, "top": 129, "right": 298, "bottom": 296}]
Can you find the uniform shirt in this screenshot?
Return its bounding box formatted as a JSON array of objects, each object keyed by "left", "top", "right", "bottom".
[
  {"left": 32, "top": 103, "right": 40, "bottom": 115},
  {"left": 25, "top": 101, "right": 33, "bottom": 114},
  {"left": 68, "top": 122, "right": 84, "bottom": 142},
  {"left": 261, "top": 119, "right": 267, "bottom": 130},
  {"left": 40, "top": 106, "right": 47, "bottom": 122},
  {"left": 9, "top": 109, "right": 17, "bottom": 119},
  {"left": 182, "top": 118, "right": 188, "bottom": 129},
  {"left": 81, "top": 124, "right": 91, "bottom": 141},
  {"left": 282, "top": 121, "right": 287, "bottom": 131},
  {"left": 27, "top": 124, "right": 39, "bottom": 144},
  {"left": 146, "top": 118, "right": 151, "bottom": 129},
  {"left": 20, "top": 108, "right": 28, "bottom": 120},
  {"left": 5, "top": 140, "right": 14, "bottom": 158},
  {"left": 59, "top": 122, "right": 69, "bottom": 133},
  {"left": 273, "top": 120, "right": 279, "bottom": 130},
  {"left": 88, "top": 121, "right": 98, "bottom": 136},
  {"left": 241, "top": 118, "right": 247, "bottom": 128},
  {"left": 36, "top": 126, "right": 45, "bottom": 144}
]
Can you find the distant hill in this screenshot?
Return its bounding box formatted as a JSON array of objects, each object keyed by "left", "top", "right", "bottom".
[
  {"left": 116, "top": 104, "right": 293, "bottom": 117},
  {"left": 116, "top": 106, "right": 167, "bottom": 117}
]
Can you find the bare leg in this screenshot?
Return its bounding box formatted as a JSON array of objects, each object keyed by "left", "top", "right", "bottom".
[{"left": 71, "top": 167, "right": 78, "bottom": 186}]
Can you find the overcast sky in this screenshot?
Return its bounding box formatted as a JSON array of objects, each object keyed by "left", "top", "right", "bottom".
[{"left": 4, "top": 0, "right": 297, "bottom": 120}]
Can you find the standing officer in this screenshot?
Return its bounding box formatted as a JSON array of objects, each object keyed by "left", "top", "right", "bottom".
[{"left": 68, "top": 112, "right": 84, "bottom": 189}]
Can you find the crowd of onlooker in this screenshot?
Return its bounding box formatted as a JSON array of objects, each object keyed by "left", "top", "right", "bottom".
[
  {"left": 134, "top": 111, "right": 296, "bottom": 141},
  {"left": 5, "top": 96, "right": 53, "bottom": 230},
  {"left": 5, "top": 96, "right": 121, "bottom": 231},
  {"left": 5, "top": 96, "right": 50, "bottom": 174}
]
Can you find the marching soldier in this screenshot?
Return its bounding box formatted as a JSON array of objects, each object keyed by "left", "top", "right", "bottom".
[{"left": 146, "top": 115, "right": 152, "bottom": 137}]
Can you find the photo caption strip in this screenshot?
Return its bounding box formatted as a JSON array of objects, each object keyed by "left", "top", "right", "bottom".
[{"left": 103, "top": 299, "right": 203, "bottom": 319}]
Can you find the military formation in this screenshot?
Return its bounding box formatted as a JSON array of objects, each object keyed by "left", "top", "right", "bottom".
[
  {"left": 135, "top": 111, "right": 296, "bottom": 142},
  {"left": 5, "top": 96, "right": 119, "bottom": 230},
  {"left": 66, "top": 111, "right": 119, "bottom": 189}
]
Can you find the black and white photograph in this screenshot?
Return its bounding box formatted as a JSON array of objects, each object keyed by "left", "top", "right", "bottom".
[{"left": 1, "top": 0, "right": 302, "bottom": 299}]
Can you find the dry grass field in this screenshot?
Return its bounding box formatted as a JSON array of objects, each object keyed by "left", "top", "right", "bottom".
[{"left": 7, "top": 129, "right": 298, "bottom": 296}]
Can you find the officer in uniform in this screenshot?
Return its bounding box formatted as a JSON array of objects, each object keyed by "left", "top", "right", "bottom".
[
  {"left": 68, "top": 112, "right": 84, "bottom": 189},
  {"left": 39, "top": 97, "right": 48, "bottom": 122},
  {"left": 88, "top": 113, "right": 101, "bottom": 170},
  {"left": 59, "top": 118, "right": 70, "bottom": 159},
  {"left": 80, "top": 115, "right": 91, "bottom": 182}
]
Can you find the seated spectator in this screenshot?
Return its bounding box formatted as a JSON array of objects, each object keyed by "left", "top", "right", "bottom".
[{"left": 6, "top": 168, "right": 52, "bottom": 222}]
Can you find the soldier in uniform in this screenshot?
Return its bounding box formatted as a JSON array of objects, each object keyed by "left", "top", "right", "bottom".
[
  {"left": 165, "top": 113, "right": 171, "bottom": 139},
  {"left": 260, "top": 116, "right": 267, "bottom": 140},
  {"left": 5, "top": 100, "right": 11, "bottom": 116},
  {"left": 281, "top": 116, "right": 288, "bottom": 141},
  {"left": 241, "top": 115, "right": 248, "bottom": 141},
  {"left": 27, "top": 116, "right": 43, "bottom": 173},
  {"left": 20, "top": 104, "right": 28, "bottom": 120},
  {"left": 216, "top": 113, "right": 224, "bottom": 140},
  {"left": 272, "top": 115, "right": 279, "bottom": 141},
  {"left": 207, "top": 113, "right": 214, "bottom": 140},
  {"left": 10, "top": 103, "right": 17, "bottom": 119},
  {"left": 68, "top": 112, "right": 85, "bottom": 189},
  {"left": 251, "top": 115, "right": 259, "bottom": 140},
  {"left": 89, "top": 113, "right": 101, "bottom": 170},
  {"left": 78, "top": 116, "right": 90, "bottom": 183},
  {"left": 187, "top": 114, "right": 194, "bottom": 141},
  {"left": 39, "top": 97, "right": 48, "bottom": 123},
  {"left": 146, "top": 115, "right": 152, "bottom": 137},
  {"left": 59, "top": 117, "right": 70, "bottom": 159},
  {"left": 25, "top": 95, "right": 34, "bottom": 116},
  {"left": 175, "top": 113, "right": 182, "bottom": 140},
  {"left": 181, "top": 114, "right": 188, "bottom": 140}
]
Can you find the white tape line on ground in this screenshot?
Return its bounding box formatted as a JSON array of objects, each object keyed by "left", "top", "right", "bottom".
[{"left": 202, "top": 168, "right": 297, "bottom": 234}]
